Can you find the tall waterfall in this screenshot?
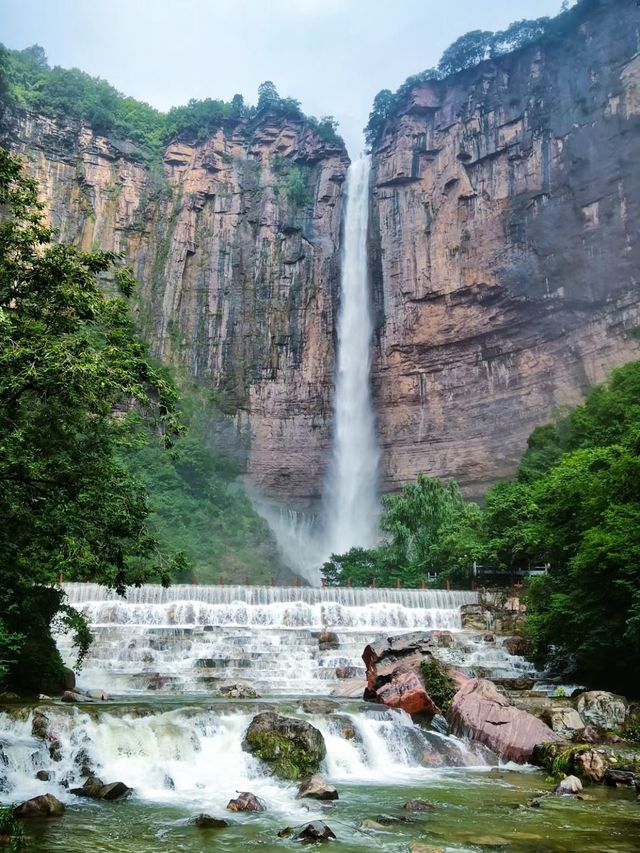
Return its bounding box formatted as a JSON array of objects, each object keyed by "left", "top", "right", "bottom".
[{"left": 323, "top": 156, "right": 380, "bottom": 557}]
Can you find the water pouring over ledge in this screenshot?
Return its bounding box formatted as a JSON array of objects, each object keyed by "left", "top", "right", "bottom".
[{"left": 323, "top": 155, "right": 380, "bottom": 560}]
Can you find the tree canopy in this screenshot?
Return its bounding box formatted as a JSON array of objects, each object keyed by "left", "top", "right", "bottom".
[
  {"left": 0, "top": 149, "right": 185, "bottom": 693},
  {"left": 0, "top": 47, "right": 343, "bottom": 156},
  {"left": 323, "top": 359, "right": 640, "bottom": 695}
]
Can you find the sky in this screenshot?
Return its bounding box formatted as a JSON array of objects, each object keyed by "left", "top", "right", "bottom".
[{"left": 1, "top": 0, "right": 570, "bottom": 156}]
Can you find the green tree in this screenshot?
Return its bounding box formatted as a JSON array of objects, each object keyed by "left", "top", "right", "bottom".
[
  {"left": 438, "top": 30, "right": 494, "bottom": 77},
  {"left": 0, "top": 149, "right": 184, "bottom": 694}
]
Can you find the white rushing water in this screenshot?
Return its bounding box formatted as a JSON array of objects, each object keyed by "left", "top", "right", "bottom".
[
  {"left": 57, "top": 584, "right": 480, "bottom": 695},
  {"left": 323, "top": 155, "right": 380, "bottom": 558},
  {"left": 0, "top": 705, "right": 489, "bottom": 810}
]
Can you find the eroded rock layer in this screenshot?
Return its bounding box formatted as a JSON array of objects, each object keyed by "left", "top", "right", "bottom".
[
  {"left": 369, "top": 0, "right": 640, "bottom": 495},
  {"left": 0, "top": 108, "right": 349, "bottom": 504}
]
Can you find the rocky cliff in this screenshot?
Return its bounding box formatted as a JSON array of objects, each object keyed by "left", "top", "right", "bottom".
[
  {"left": 369, "top": 0, "right": 640, "bottom": 496},
  {"left": 1, "top": 109, "right": 349, "bottom": 506}
]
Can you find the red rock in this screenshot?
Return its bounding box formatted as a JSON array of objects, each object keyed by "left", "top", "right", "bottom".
[
  {"left": 376, "top": 670, "right": 440, "bottom": 716},
  {"left": 448, "top": 678, "right": 561, "bottom": 763}
]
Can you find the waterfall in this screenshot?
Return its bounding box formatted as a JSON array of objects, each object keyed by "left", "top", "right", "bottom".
[
  {"left": 323, "top": 156, "right": 380, "bottom": 558},
  {"left": 0, "top": 705, "right": 488, "bottom": 810},
  {"left": 56, "top": 583, "right": 482, "bottom": 695}
]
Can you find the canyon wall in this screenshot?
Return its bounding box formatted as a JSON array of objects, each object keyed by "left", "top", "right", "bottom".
[
  {"left": 369, "top": 0, "right": 640, "bottom": 496},
  {"left": 0, "top": 109, "right": 349, "bottom": 506}
]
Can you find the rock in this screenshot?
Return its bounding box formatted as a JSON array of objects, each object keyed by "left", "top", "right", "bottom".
[
  {"left": 217, "top": 683, "right": 260, "bottom": 699},
  {"left": 376, "top": 669, "right": 440, "bottom": 716},
  {"left": 430, "top": 714, "right": 449, "bottom": 735},
  {"left": 242, "top": 711, "right": 326, "bottom": 780},
  {"left": 573, "top": 749, "right": 607, "bottom": 783},
  {"left": 296, "top": 821, "right": 336, "bottom": 842},
  {"left": 575, "top": 691, "right": 627, "bottom": 730},
  {"left": 541, "top": 707, "right": 585, "bottom": 735},
  {"left": 63, "top": 667, "right": 76, "bottom": 691},
  {"left": 410, "top": 846, "right": 445, "bottom": 853},
  {"left": 226, "top": 791, "right": 266, "bottom": 812},
  {"left": 447, "top": 678, "right": 561, "bottom": 762},
  {"left": 472, "top": 837, "right": 509, "bottom": 849},
  {"left": 31, "top": 711, "right": 49, "bottom": 739},
  {"left": 13, "top": 794, "right": 65, "bottom": 818},
  {"left": 61, "top": 690, "right": 92, "bottom": 703},
  {"left": 300, "top": 699, "right": 338, "bottom": 715},
  {"left": 297, "top": 774, "right": 338, "bottom": 801},
  {"left": 71, "top": 780, "right": 131, "bottom": 800},
  {"left": 35, "top": 770, "right": 51, "bottom": 781},
  {"left": 503, "top": 637, "right": 531, "bottom": 656},
  {"left": 460, "top": 604, "right": 489, "bottom": 631},
  {"left": 373, "top": 814, "right": 410, "bottom": 825},
  {"left": 85, "top": 689, "right": 110, "bottom": 701},
  {"left": 335, "top": 666, "right": 358, "bottom": 679},
  {"left": 278, "top": 827, "right": 293, "bottom": 837},
  {"left": 315, "top": 631, "right": 339, "bottom": 650},
  {"left": 403, "top": 799, "right": 436, "bottom": 812},
  {"left": 604, "top": 768, "right": 639, "bottom": 787},
  {"left": 49, "top": 739, "right": 62, "bottom": 762},
  {"left": 554, "top": 775, "right": 583, "bottom": 795},
  {"left": 330, "top": 679, "right": 366, "bottom": 699},
  {"left": 360, "top": 819, "right": 390, "bottom": 831},
  {"left": 189, "top": 814, "right": 230, "bottom": 828},
  {"left": 493, "top": 677, "right": 535, "bottom": 691}
]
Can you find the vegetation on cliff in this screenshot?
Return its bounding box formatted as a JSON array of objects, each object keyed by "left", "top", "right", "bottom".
[
  {"left": 364, "top": 0, "right": 593, "bottom": 146},
  {"left": 0, "top": 151, "right": 284, "bottom": 695},
  {"left": 323, "top": 360, "right": 640, "bottom": 694},
  {"left": 0, "top": 45, "right": 342, "bottom": 157}
]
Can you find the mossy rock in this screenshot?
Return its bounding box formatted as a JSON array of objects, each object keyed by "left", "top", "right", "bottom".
[{"left": 242, "top": 711, "right": 326, "bottom": 780}]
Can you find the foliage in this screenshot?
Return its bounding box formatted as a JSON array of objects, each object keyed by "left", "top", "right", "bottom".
[
  {"left": 0, "top": 149, "right": 184, "bottom": 693},
  {"left": 0, "top": 48, "right": 344, "bottom": 155},
  {"left": 321, "top": 475, "right": 483, "bottom": 587},
  {"left": 420, "top": 657, "right": 457, "bottom": 712},
  {"left": 364, "top": 3, "right": 577, "bottom": 146},
  {"left": 0, "top": 806, "right": 25, "bottom": 852},
  {"left": 121, "top": 396, "right": 287, "bottom": 586}
]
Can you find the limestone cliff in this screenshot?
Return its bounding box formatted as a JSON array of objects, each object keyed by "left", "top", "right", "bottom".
[
  {"left": 1, "top": 108, "right": 349, "bottom": 505},
  {"left": 369, "top": 0, "right": 640, "bottom": 496}
]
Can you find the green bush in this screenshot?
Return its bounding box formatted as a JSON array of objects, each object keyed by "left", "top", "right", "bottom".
[{"left": 420, "top": 657, "right": 457, "bottom": 712}]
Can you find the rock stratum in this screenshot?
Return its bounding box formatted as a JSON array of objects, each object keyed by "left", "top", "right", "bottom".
[
  {"left": 0, "top": 107, "right": 349, "bottom": 507},
  {"left": 369, "top": 0, "right": 640, "bottom": 495},
  {"left": 2, "top": 0, "right": 640, "bottom": 505}
]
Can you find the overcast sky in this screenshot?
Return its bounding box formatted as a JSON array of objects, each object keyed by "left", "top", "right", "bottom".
[{"left": 2, "top": 0, "right": 570, "bottom": 155}]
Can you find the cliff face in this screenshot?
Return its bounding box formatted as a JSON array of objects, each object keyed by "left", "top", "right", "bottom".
[
  {"left": 369, "top": 0, "right": 640, "bottom": 496},
  {"left": 1, "top": 110, "right": 349, "bottom": 505}
]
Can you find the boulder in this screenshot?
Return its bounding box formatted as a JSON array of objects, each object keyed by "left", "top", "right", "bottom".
[
  {"left": 226, "top": 791, "right": 266, "bottom": 812},
  {"left": 13, "top": 794, "right": 65, "bottom": 818},
  {"left": 360, "top": 819, "right": 390, "bottom": 831},
  {"left": 35, "top": 770, "right": 51, "bottom": 781},
  {"left": 503, "top": 637, "right": 531, "bottom": 657},
  {"left": 430, "top": 714, "right": 449, "bottom": 735},
  {"left": 71, "top": 779, "right": 131, "bottom": 800},
  {"left": 541, "top": 707, "right": 585, "bottom": 736},
  {"left": 31, "top": 711, "right": 49, "bottom": 740},
  {"left": 189, "top": 814, "right": 230, "bottom": 828},
  {"left": 554, "top": 775, "right": 583, "bottom": 795},
  {"left": 410, "top": 846, "right": 445, "bottom": 853},
  {"left": 330, "top": 679, "right": 366, "bottom": 699},
  {"left": 61, "top": 690, "right": 92, "bottom": 704},
  {"left": 217, "top": 683, "right": 260, "bottom": 699},
  {"left": 460, "top": 604, "right": 488, "bottom": 631},
  {"left": 403, "top": 799, "right": 436, "bottom": 812},
  {"left": 242, "top": 711, "right": 326, "bottom": 780},
  {"left": 575, "top": 691, "right": 627, "bottom": 730},
  {"left": 362, "top": 633, "right": 444, "bottom": 715},
  {"left": 85, "top": 689, "right": 110, "bottom": 701},
  {"left": 63, "top": 667, "right": 76, "bottom": 691},
  {"left": 573, "top": 749, "right": 607, "bottom": 782},
  {"left": 604, "top": 768, "right": 639, "bottom": 787},
  {"left": 315, "top": 631, "right": 339, "bottom": 651},
  {"left": 448, "top": 678, "right": 561, "bottom": 762},
  {"left": 297, "top": 774, "right": 338, "bottom": 801},
  {"left": 296, "top": 821, "right": 336, "bottom": 842}
]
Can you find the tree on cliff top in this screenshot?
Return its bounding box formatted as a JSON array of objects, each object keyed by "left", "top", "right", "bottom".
[{"left": 0, "top": 150, "right": 186, "bottom": 694}]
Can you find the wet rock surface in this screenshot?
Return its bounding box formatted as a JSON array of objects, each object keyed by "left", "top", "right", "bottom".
[
  {"left": 242, "top": 711, "right": 326, "bottom": 780},
  {"left": 226, "top": 792, "right": 266, "bottom": 812},
  {"left": 13, "top": 793, "right": 65, "bottom": 818}
]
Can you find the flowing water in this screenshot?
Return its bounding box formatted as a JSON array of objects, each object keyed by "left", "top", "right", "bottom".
[
  {"left": 2, "top": 584, "right": 639, "bottom": 851},
  {"left": 323, "top": 155, "right": 380, "bottom": 558}
]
